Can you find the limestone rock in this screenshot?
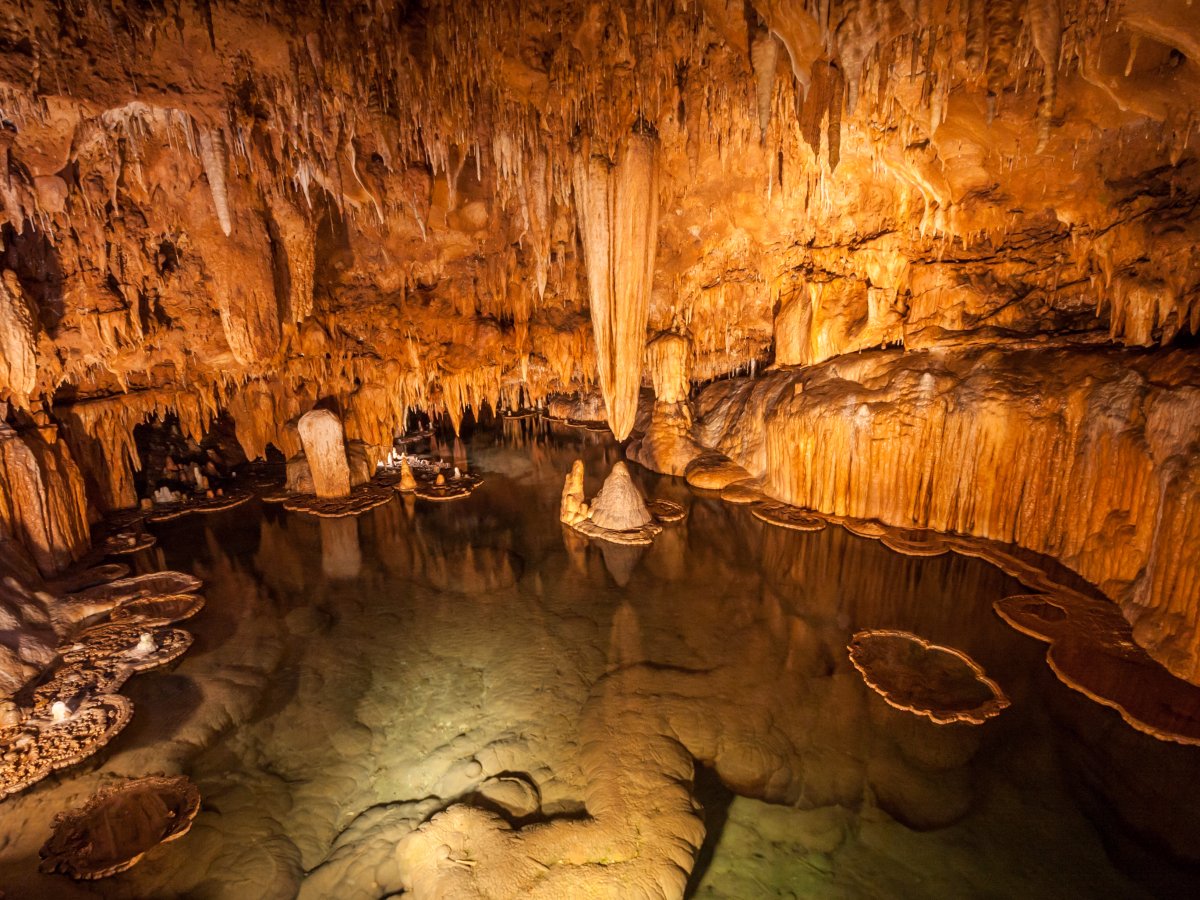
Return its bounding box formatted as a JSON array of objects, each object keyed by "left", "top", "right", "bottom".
[
  {"left": 0, "top": 271, "right": 37, "bottom": 408},
  {"left": 346, "top": 440, "right": 373, "bottom": 488},
  {"left": 297, "top": 410, "right": 352, "bottom": 499},
  {"left": 286, "top": 455, "right": 315, "bottom": 494},
  {"left": 559, "top": 459, "right": 589, "bottom": 526},
  {"left": 684, "top": 453, "right": 752, "bottom": 491},
  {"left": 0, "top": 421, "right": 89, "bottom": 576},
  {"left": 588, "top": 462, "right": 653, "bottom": 532}
]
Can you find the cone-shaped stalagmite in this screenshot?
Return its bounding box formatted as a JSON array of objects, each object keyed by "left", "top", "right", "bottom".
[
  {"left": 573, "top": 133, "right": 660, "bottom": 441},
  {"left": 588, "top": 461, "right": 653, "bottom": 532}
]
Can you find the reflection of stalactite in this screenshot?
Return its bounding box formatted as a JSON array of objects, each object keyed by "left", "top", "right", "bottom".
[{"left": 572, "top": 134, "right": 659, "bottom": 441}]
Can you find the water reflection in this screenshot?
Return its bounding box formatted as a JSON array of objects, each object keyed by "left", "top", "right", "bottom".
[
  {"left": 319, "top": 518, "right": 361, "bottom": 580},
  {"left": 0, "top": 424, "right": 1197, "bottom": 898}
]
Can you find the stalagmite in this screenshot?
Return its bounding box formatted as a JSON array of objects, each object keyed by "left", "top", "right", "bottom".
[
  {"left": 559, "top": 459, "right": 589, "bottom": 526},
  {"left": 628, "top": 332, "right": 705, "bottom": 475},
  {"left": 572, "top": 134, "right": 660, "bottom": 441},
  {"left": 588, "top": 462, "right": 653, "bottom": 532},
  {"left": 297, "top": 409, "right": 352, "bottom": 499}
]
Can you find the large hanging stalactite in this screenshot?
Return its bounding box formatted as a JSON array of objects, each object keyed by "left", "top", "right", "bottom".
[{"left": 572, "top": 132, "right": 660, "bottom": 442}]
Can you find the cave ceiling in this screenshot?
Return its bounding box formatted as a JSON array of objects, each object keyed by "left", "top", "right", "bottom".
[{"left": 0, "top": 0, "right": 1197, "bottom": 446}]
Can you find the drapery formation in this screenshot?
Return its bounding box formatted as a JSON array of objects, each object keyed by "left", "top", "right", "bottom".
[{"left": 572, "top": 134, "right": 660, "bottom": 442}]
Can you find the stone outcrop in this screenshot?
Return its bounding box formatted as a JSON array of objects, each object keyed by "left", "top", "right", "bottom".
[
  {"left": 0, "top": 419, "right": 89, "bottom": 576},
  {"left": 297, "top": 409, "right": 352, "bottom": 499}
]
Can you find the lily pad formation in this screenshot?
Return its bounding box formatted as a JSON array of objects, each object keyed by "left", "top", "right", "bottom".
[
  {"left": 1, "top": 568, "right": 205, "bottom": 800},
  {"left": 752, "top": 501, "right": 828, "bottom": 532},
  {"left": 282, "top": 482, "right": 396, "bottom": 517},
  {"left": 847, "top": 630, "right": 1010, "bottom": 725},
  {"left": 0, "top": 694, "right": 134, "bottom": 800},
  {"left": 995, "top": 593, "right": 1200, "bottom": 746},
  {"left": 413, "top": 473, "right": 483, "bottom": 503},
  {"left": 109, "top": 594, "right": 206, "bottom": 626},
  {"left": 40, "top": 775, "right": 201, "bottom": 879},
  {"left": 97, "top": 531, "right": 157, "bottom": 556},
  {"left": 145, "top": 488, "right": 254, "bottom": 523}
]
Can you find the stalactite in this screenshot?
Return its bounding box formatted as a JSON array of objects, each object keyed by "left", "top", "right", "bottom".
[
  {"left": 750, "top": 29, "right": 780, "bottom": 144},
  {"left": 266, "top": 188, "right": 316, "bottom": 322},
  {"left": 1029, "top": 0, "right": 1063, "bottom": 152},
  {"left": 197, "top": 125, "right": 232, "bottom": 237},
  {"left": 985, "top": 0, "right": 1021, "bottom": 112},
  {"left": 572, "top": 133, "right": 660, "bottom": 441}
]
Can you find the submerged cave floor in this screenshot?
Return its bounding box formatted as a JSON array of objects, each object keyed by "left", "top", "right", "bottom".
[{"left": 2, "top": 423, "right": 1199, "bottom": 898}]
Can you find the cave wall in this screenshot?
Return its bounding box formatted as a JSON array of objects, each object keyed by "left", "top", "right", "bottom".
[
  {"left": 696, "top": 345, "right": 1200, "bottom": 682},
  {"left": 0, "top": 2, "right": 1198, "bottom": 670}
]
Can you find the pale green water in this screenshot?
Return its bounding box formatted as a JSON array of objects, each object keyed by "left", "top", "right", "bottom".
[{"left": 1, "top": 422, "right": 1198, "bottom": 898}]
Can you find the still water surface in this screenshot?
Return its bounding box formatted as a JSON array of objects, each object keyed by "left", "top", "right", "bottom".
[{"left": 2, "top": 422, "right": 1198, "bottom": 898}]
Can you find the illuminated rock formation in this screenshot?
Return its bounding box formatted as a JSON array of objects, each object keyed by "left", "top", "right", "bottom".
[
  {"left": 0, "top": 272, "right": 37, "bottom": 408},
  {"left": 0, "top": 10, "right": 1196, "bottom": 879},
  {"left": 0, "top": 418, "right": 89, "bottom": 576},
  {"left": 589, "top": 462, "right": 653, "bottom": 532},
  {"left": 559, "top": 459, "right": 589, "bottom": 527},
  {"left": 297, "top": 409, "right": 352, "bottom": 499},
  {"left": 573, "top": 135, "right": 660, "bottom": 441},
  {"left": 627, "top": 332, "right": 704, "bottom": 475}
]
